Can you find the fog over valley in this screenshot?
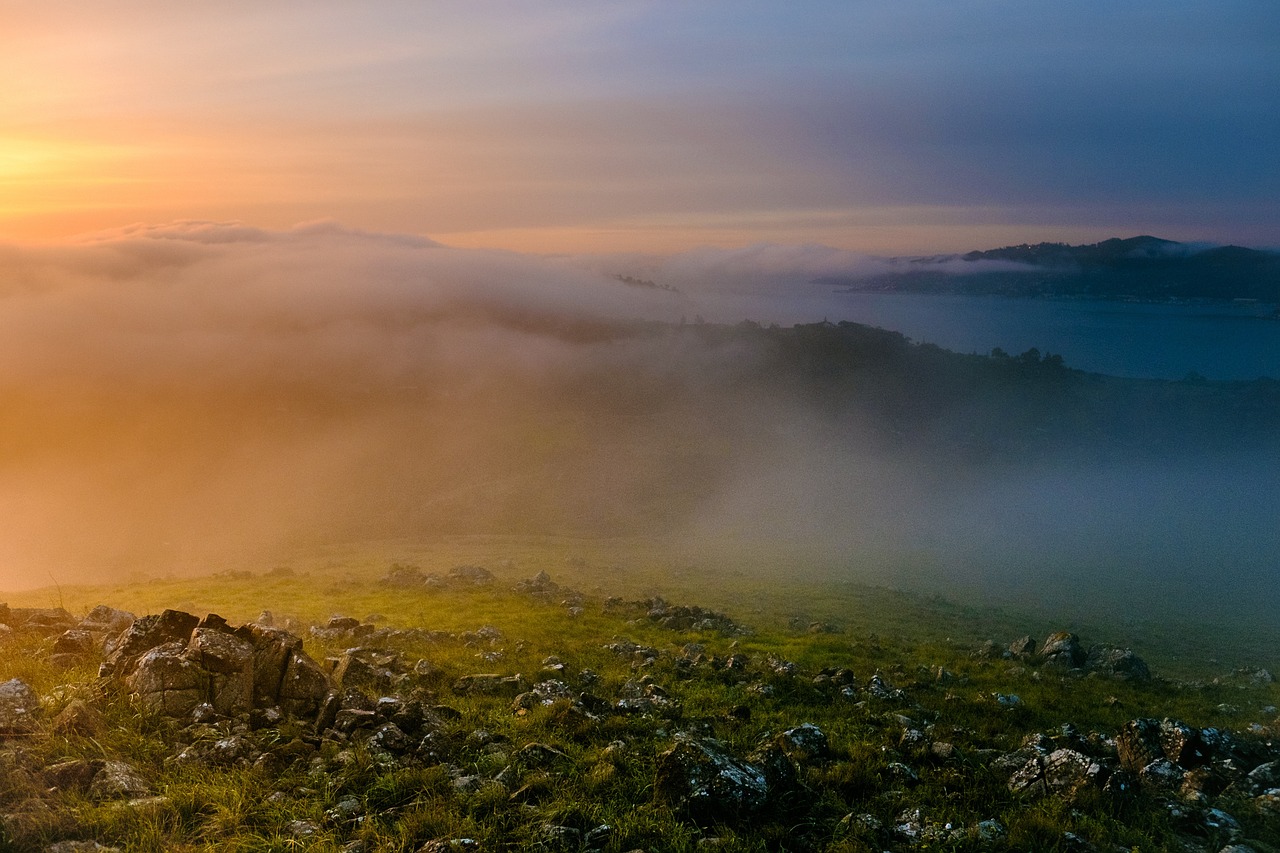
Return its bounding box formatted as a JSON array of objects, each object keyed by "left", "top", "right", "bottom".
[{"left": 1, "top": 222, "right": 1276, "bottom": 625}]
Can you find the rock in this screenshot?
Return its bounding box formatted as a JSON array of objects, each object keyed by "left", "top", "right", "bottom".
[
  {"left": 774, "top": 724, "right": 830, "bottom": 762},
  {"left": 867, "top": 673, "right": 901, "bottom": 700},
  {"left": 278, "top": 651, "right": 331, "bottom": 716},
  {"left": 52, "top": 699, "right": 103, "bottom": 736},
  {"left": 233, "top": 623, "right": 303, "bottom": 706},
  {"left": 44, "top": 759, "right": 101, "bottom": 792},
  {"left": 8, "top": 607, "right": 77, "bottom": 635},
  {"left": 1040, "top": 632, "right": 1086, "bottom": 668},
  {"left": 1008, "top": 749, "right": 1103, "bottom": 801},
  {"left": 368, "top": 722, "right": 411, "bottom": 753},
  {"left": 453, "top": 674, "right": 526, "bottom": 697},
  {"left": 381, "top": 564, "right": 426, "bottom": 587},
  {"left": 1043, "top": 749, "right": 1104, "bottom": 797},
  {"left": 1200, "top": 808, "right": 1241, "bottom": 838},
  {"left": 974, "top": 639, "right": 1002, "bottom": 659},
  {"left": 1008, "top": 757, "right": 1049, "bottom": 798},
  {"left": 654, "top": 736, "right": 769, "bottom": 819},
  {"left": 100, "top": 609, "right": 200, "bottom": 677},
  {"left": 88, "top": 760, "right": 149, "bottom": 800},
  {"left": 185, "top": 627, "right": 255, "bottom": 715},
  {"left": 332, "top": 652, "right": 394, "bottom": 691},
  {"left": 513, "top": 742, "right": 570, "bottom": 769},
  {"left": 1245, "top": 760, "right": 1280, "bottom": 794},
  {"left": 514, "top": 571, "right": 559, "bottom": 595},
  {"left": 1009, "top": 635, "right": 1037, "bottom": 657},
  {"left": 52, "top": 629, "right": 97, "bottom": 657},
  {"left": 0, "top": 678, "right": 42, "bottom": 734},
  {"left": 447, "top": 565, "right": 494, "bottom": 586},
  {"left": 1139, "top": 759, "right": 1187, "bottom": 791},
  {"left": 417, "top": 840, "right": 480, "bottom": 853},
  {"left": 46, "top": 843, "right": 123, "bottom": 853},
  {"left": 127, "top": 642, "right": 208, "bottom": 717},
  {"left": 1159, "top": 719, "right": 1212, "bottom": 768},
  {"left": 994, "top": 693, "right": 1022, "bottom": 708},
  {"left": 1116, "top": 719, "right": 1164, "bottom": 773},
  {"left": 1086, "top": 646, "right": 1151, "bottom": 680}
]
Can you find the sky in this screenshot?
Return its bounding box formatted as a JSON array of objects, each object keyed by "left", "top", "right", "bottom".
[{"left": 2, "top": 1, "right": 1278, "bottom": 254}]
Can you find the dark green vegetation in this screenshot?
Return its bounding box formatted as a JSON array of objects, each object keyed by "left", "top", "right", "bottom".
[
  {"left": 829, "top": 236, "right": 1280, "bottom": 302},
  {"left": 1, "top": 553, "right": 1278, "bottom": 852}
]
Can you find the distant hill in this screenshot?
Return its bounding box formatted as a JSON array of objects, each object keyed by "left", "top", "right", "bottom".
[{"left": 829, "top": 236, "right": 1280, "bottom": 302}]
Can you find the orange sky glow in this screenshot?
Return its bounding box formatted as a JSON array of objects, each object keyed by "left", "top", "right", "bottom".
[{"left": 1, "top": 4, "right": 1275, "bottom": 254}]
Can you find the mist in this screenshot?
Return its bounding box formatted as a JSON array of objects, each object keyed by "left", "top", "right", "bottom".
[{"left": 1, "top": 222, "right": 1276, "bottom": 624}]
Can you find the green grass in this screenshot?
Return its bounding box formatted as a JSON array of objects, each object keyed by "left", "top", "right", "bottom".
[{"left": 1, "top": 536, "right": 1278, "bottom": 851}]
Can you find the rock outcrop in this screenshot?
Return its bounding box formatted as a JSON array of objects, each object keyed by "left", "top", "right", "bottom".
[{"left": 103, "top": 610, "right": 330, "bottom": 719}]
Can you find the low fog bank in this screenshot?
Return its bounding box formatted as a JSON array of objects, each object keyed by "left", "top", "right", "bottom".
[{"left": 1, "top": 222, "right": 1277, "bottom": 624}]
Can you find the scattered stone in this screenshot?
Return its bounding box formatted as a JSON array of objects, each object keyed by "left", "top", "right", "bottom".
[
  {"left": 44, "top": 759, "right": 101, "bottom": 793},
  {"left": 1040, "top": 632, "right": 1086, "bottom": 668},
  {"left": 1008, "top": 635, "right": 1037, "bottom": 657},
  {"left": 654, "top": 736, "right": 769, "bottom": 819},
  {"left": 1086, "top": 646, "right": 1151, "bottom": 680},
  {"left": 1116, "top": 718, "right": 1164, "bottom": 773},
  {"left": 0, "top": 679, "right": 42, "bottom": 734},
  {"left": 88, "top": 761, "right": 149, "bottom": 800},
  {"left": 128, "top": 642, "right": 209, "bottom": 717},
  {"left": 448, "top": 565, "right": 494, "bottom": 586},
  {"left": 453, "top": 673, "right": 526, "bottom": 697},
  {"left": 100, "top": 609, "right": 200, "bottom": 678},
  {"left": 417, "top": 840, "right": 480, "bottom": 853}
]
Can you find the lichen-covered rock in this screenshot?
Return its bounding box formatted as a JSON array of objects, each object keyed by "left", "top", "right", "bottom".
[
  {"left": 654, "top": 736, "right": 769, "bottom": 819},
  {"left": 43, "top": 759, "right": 101, "bottom": 793},
  {"left": 88, "top": 760, "right": 150, "bottom": 800},
  {"left": 775, "top": 723, "right": 830, "bottom": 762},
  {"left": 1159, "top": 719, "right": 1211, "bottom": 768},
  {"left": 1139, "top": 758, "right": 1186, "bottom": 791},
  {"left": 1008, "top": 748, "right": 1105, "bottom": 801},
  {"left": 1086, "top": 646, "right": 1151, "bottom": 680},
  {"left": 1040, "top": 632, "right": 1086, "bottom": 668},
  {"left": 453, "top": 673, "right": 526, "bottom": 697},
  {"left": 51, "top": 699, "right": 103, "bottom": 736},
  {"left": 1116, "top": 718, "right": 1164, "bottom": 773},
  {"left": 0, "top": 678, "right": 42, "bottom": 734},
  {"left": 52, "top": 629, "right": 96, "bottom": 657},
  {"left": 331, "top": 651, "right": 395, "bottom": 692},
  {"left": 1245, "top": 760, "right": 1280, "bottom": 794},
  {"left": 78, "top": 604, "right": 135, "bottom": 635},
  {"left": 7, "top": 607, "right": 77, "bottom": 635},
  {"left": 278, "top": 651, "right": 330, "bottom": 716},
  {"left": 101, "top": 609, "right": 199, "bottom": 678},
  {"left": 128, "top": 642, "right": 208, "bottom": 717},
  {"left": 45, "top": 842, "right": 123, "bottom": 853},
  {"left": 233, "top": 622, "right": 302, "bottom": 706},
  {"left": 1008, "top": 635, "right": 1037, "bottom": 658},
  {"left": 185, "top": 627, "right": 255, "bottom": 715}
]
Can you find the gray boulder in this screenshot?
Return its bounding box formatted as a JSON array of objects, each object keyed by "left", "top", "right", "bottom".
[
  {"left": 185, "top": 627, "right": 255, "bottom": 716},
  {"left": 88, "top": 760, "right": 150, "bottom": 800},
  {"left": 0, "top": 678, "right": 42, "bottom": 734},
  {"left": 278, "top": 651, "right": 330, "bottom": 716},
  {"left": 654, "top": 736, "right": 769, "bottom": 819},
  {"left": 1116, "top": 719, "right": 1163, "bottom": 773},
  {"left": 128, "top": 642, "right": 208, "bottom": 717},
  {"left": 1086, "top": 646, "right": 1151, "bottom": 680},
  {"left": 101, "top": 609, "right": 199, "bottom": 678},
  {"left": 1040, "top": 632, "right": 1086, "bottom": 668}
]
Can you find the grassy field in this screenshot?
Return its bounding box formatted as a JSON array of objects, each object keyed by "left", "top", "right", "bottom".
[{"left": 1, "top": 536, "right": 1278, "bottom": 852}]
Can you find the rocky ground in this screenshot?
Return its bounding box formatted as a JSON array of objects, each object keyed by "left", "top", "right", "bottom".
[{"left": 0, "top": 569, "right": 1278, "bottom": 852}]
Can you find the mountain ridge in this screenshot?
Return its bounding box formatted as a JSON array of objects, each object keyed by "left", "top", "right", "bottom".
[{"left": 830, "top": 236, "right": 1280, "bottom": 302}]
